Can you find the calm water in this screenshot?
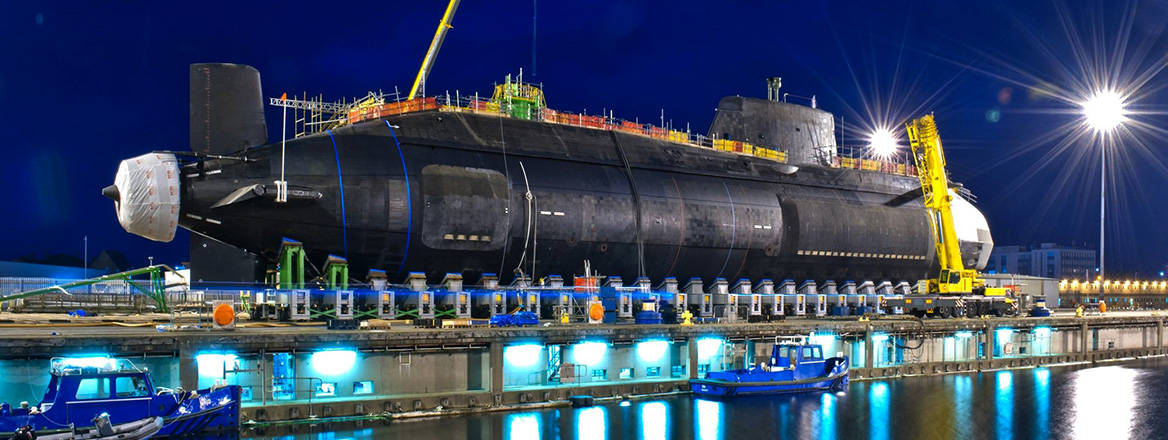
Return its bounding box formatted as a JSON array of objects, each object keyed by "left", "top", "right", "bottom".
[{"left": 245, "top": 358, "right": 1168, "bottom": 440}]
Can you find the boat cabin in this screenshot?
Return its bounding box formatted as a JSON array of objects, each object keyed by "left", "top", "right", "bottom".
[
  {"left": 0, "top": 358, "right": 161, "bottom": 426},
  {"left": 770, "top": 343, "right": 825, "bottom": 368}
]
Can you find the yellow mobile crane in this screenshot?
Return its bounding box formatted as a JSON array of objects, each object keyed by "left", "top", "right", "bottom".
[{"left": 903, "top": 114, "right": 1013, "bottom": 316}]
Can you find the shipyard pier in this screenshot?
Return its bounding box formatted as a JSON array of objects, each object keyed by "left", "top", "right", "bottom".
[{"left": 0, "top": 314, "right": 1165, "bottom": 427}]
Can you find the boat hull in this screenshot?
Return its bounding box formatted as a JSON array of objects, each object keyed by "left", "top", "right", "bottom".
[{"left": 690, "top": 371, "right": 849, "bottom": 398}]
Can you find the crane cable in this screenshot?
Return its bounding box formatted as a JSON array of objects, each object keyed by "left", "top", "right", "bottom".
[{"left": 513, "top": 161, "right": 535, "bottom": 278}]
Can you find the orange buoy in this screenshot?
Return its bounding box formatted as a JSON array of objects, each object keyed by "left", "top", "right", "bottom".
[
  {"left": 213, "top": 303, "right": 235, "bottom": 328},
  {"left": 588, "top": 303, "right": 605, "bottom": 323}
]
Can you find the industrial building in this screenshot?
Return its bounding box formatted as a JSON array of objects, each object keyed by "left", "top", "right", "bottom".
[{"left": 986, "top": 243, "right": 1096, "bottom": 280}]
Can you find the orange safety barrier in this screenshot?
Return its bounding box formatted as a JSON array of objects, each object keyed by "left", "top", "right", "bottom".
[
  {"left": 647, "top": 126, "right": 668, "bottom": 139},
  {"left": 579, "top": 114, "right": 606, "bottom": 129},
  {"left": 619, "top": 120, "right": 643, "bottom": 134},
  {"left": 347, "top": 97, "right": 438, "bottom": 124}
]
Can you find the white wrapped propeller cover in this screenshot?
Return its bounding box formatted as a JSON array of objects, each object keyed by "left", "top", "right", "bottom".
[
  {"left": 949, "top": 189, "right": 994, "bottom": 270},
  {"left": 113, "top": 152, "right": 180, "bottom": 242}
]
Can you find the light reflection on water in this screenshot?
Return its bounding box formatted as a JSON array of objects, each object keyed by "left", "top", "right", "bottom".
[
  {"left": 694, "top": 398, "right": 722, "bottom": 440},
  {"left": 869, "top": 382, "right": 890, "bottom": 440},
  {"left": 1070, "top": 366, "right": 1137, "bottom": 440},
  {"left": 505, "top": 412, "right": 540, "bottom": 440},
  {"left": 996, "top": 370, "right": 1014, "bottom": 440},
  {"left": 819, "top": 393, "right": 836, "bottom": 440},
  {"left": 639, "top": 401, "right": 667, "bottom": 440},
  {"left": 576, "top": 406, "right": 606, "bottom": 440},
  {"left": 246, "top": 360, "right": 1168, "bottom": 440},
  {"left": 1035, "top": 368, "right": 1050, "bottom": 440}
]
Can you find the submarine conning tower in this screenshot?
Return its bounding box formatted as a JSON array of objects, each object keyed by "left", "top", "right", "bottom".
[{"left": 709, "top": 96, "right": 837, "bottom": 167}]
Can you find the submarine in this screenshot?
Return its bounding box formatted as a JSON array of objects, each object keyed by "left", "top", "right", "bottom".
[{"left": 104, "top": 63, "right": 994, "bottom": 285}]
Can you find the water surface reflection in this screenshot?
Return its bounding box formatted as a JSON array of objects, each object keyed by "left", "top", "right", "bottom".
[{"left": 246, "top": 359, "right": 1168, "bottom": 439}]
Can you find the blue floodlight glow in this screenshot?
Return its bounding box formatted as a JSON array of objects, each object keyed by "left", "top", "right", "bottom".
[
  {"left": 809, "top": 332, "right": 836, "bottom": 346},
  {"left": 196, "top": 353, "right": 238, "bottom": 378},
  {"left": 954, "top": 331, "right": 973, "bottom": 339},
  {"left": 504, "top": 343, "right": 543, "bottom": 368},
  {"left": 995, "top": 328, "right": 1015, "bottom": 341},
  {"left": 697, "top": 337, "right": 724, "bottom": 361},
  {"left": 1034, "top": 326, "right": 1052, "bottom": 337},
  {"left": 61, "top": 355, "right": 115, "bottom": 369},
  {"left": 310, "top": 349, "right": 357, "bottom": 377},
  {"left": 871, "top": 333, "right": 889, "bottom": 343},
  {"left": 637, "top": 340, "right": 669, "bottom": 363},
  {"left": 573, "top": 341, "right": 608, "bottom": 366},
  {"left": 505, "top": 412, "right": 541, "bottom": 440}
]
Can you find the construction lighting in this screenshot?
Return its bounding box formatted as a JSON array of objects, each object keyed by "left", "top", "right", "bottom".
[
  {"left": 1081, "top": 90, "right": 1128, "bottom": 133},
  {"left": 504, "top": 343, "right": 543, "bottom": 368},
  {"left": 196, "top": 353, "right": 238, "bottom": 378},
  {"left": 310, "top": 349, "right": 357, "bottom": 376},
  {"left": 868, "top": 128, "right": 899, "bottom": 159},
  {"left": 696, "top": 337, "right": 724, "bottom": 361},
  {"left": 636, "top": 340, "right": 669, "bottom": 363},
  {"left": 573, "top": 341, "right": 608, "bottom": 366}
]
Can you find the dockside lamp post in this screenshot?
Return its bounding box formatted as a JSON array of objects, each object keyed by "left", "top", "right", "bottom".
[{"left": 1080, "top": 90, "right": 1127, "bottom": 302}]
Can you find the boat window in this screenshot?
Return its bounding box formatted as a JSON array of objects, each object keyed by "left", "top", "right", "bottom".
[
  {"left": 813, "top": 347, "right": 822, "bottom": 359},
  {"left": 778, "top": 346, "right": 789, "bottom": 359},
  {"left": 115, "top": 376, "right": 150, "bottom": 397},
  {"left": 803, "top": 347, "right": 815, "bottom": 359},
  {"left": 75, "top": 378, "right": 110, "bottom": 400}
]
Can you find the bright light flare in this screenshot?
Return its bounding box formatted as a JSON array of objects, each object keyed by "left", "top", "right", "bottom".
[
  {"left": 1081, "top": 90, "right": 1127, "bottom": 132},
  {"left": 868, "top": 128, "right": 899, "bottom": 159}
]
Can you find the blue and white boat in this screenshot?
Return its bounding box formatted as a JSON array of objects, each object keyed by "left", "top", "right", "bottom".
[
  {"left": 0, "top": 358, "right": 240, "bottom": 438},
  {"left": 690, "top": 336, "right": 849, "bottom": 397}
]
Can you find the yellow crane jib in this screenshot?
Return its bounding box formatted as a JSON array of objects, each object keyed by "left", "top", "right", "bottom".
[
  {"left": 905, "top": 114, "right": 1005, "bottom": 297},
  {"left": 409, "top": 0, "right": 461, "bottom": 100}
]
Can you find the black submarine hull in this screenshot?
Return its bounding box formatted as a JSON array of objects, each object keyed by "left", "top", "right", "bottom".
[{"left": 179, "top": 109, "right": 937, "bottom": 285}]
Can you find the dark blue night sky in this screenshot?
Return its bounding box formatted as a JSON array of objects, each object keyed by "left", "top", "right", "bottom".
[{"left": 3, "top": 1, "right": 1167, "bottom": 274}]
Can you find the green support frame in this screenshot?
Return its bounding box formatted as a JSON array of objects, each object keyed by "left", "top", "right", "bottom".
[
  {"left": 0, "top": 265, "right": 178, "bottom": 313},
  {"left": 276, "top": 238, "right": 306, "bottom": 289}
]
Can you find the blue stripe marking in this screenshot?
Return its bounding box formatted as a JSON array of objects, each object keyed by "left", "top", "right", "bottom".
[
  {"left": 717, "top": 182, "right": 736, "bottom": 278},
  {"left": 327, "top": 130, "right": 348, "bottom": 258},
  {"left": 385, "top": 120, "right": 412, "bottom": 275}
]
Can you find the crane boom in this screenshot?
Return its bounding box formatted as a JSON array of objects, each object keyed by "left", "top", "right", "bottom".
[
  {"left": 905, "top": 114, "right": 1003, "bottom": 296},
  {"left": 409, "top": 0, "right": 461, "bottom": 100},
  {"left": 905, "top": 114, "right": 964, "bottom": 273}
]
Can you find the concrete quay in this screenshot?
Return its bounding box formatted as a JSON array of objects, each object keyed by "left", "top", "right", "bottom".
[{"left": 0, "top": 313, "right": 1162, "bottom": 424}]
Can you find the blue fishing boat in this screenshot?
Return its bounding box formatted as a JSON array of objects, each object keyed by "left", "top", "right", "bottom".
[
  {"left": 690, "top": 336, "right": 849, "bottom": 397},
  {"left": 0, "top": 358, "right": 240, "bottom": 437}
]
